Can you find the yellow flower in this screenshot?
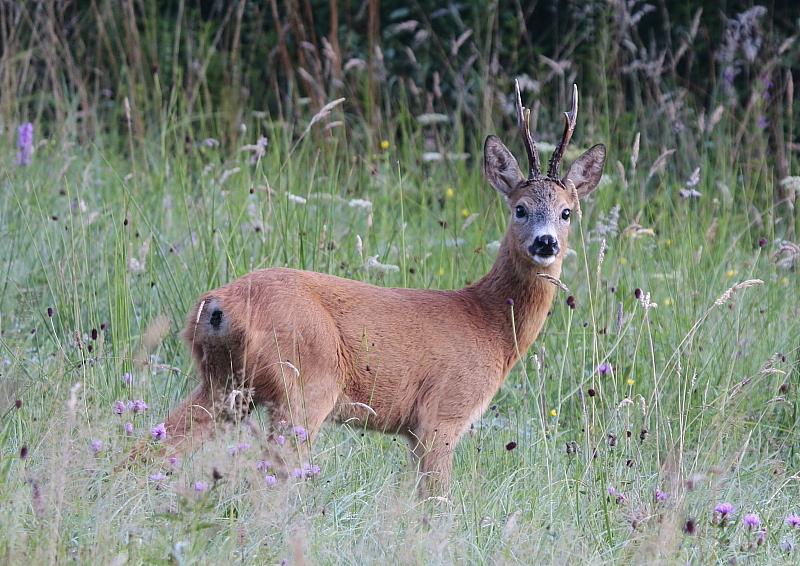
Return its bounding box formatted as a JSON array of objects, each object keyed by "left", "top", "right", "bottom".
[
  {"left": 550, "top": 409, "right": 557, "bottom": 416},
  {"left": 781, "top": 277, "right": 789, "bottom": 284},
  {"left": 438, "top": 268, "right": 445, "bottom": 276},
  {"left": 445, "top": 188, "right": 454, "bottom": 197},
  {"left": 619, "top": 258, "right": 628, "bottom": 265},
  {"left": 663, "top": 298, "right": 672, "bottom": 306},
  {"left": 665, "top": 239, "right": 672, "bottom": 246},
  {"left": 380, "top": 139, "right": 390, "bottom": 149},
  {"left": 627, "top": 378, "right": 635, "bottom": 386},
  {"left": 726, "top": 269, "right": 735, "bottom": 277},
  {"left": 461, "top": 209, "right": 469, "bottom": 217}
]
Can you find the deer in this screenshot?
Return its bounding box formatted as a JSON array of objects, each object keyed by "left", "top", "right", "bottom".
[{"left": 134, "top": 81, "right": 606, "bottom": 493}]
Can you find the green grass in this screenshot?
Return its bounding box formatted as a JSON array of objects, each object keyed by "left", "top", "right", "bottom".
[{"left": 1, "top": 102, "right": 798, "bottom": 565}]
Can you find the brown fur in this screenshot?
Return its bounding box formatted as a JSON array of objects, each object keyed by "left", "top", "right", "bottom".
[{"left": 136, "top": 103, "right": 606, "bottom": 494}]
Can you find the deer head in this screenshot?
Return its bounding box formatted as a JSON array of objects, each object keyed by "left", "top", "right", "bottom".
[{"left": 485, "top": 82, "right": 606, "bottom": 267}]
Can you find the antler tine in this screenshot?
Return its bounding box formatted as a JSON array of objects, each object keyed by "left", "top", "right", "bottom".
[
  {"left": 547, "top": 84, "right": 579, "bottom": 179},
  {"left": 515, "top": 80, "right": 540, "bottom": 178}
]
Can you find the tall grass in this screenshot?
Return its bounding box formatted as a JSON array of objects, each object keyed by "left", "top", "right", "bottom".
[{"left": 1, "top": 2, "right": 799, "bottom": 564}]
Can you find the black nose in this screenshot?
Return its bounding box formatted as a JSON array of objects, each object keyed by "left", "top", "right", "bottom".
[{"left": 529, "top": 235, "right": 559, "bottom": 257}]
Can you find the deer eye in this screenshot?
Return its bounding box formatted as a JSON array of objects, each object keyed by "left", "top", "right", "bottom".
[
  {"left": 561, "top": 208, "right": 571, "bottom": 221},
  {"left": 515, "top": 205, "right": 527, "bottom": 219}
]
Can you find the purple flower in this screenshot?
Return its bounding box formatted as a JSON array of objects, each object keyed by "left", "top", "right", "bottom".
[
  {"left": 275, "top": 435, "right": 285, "bottom": 445},
  {"left": 113, "top": 400, "right": 126, "bottom": 414},
  {"left": 597, "top": 363, "right": 611, "bottom": 374},
  {"left": 149, "top": 472, "right": 167, "bottom": 482},
  {"left": 301, "top": 462, "right": 320, "bottom": 476},
  {"left": 151, "top": 422, "right": 167, "bottom": 441},
  {"left": 194, "top": 481, "right": 208, "bottom": 492},
  {"left": 128, "top": 399, "right": 148, "bottom": 414},
  {"left": 722, "top": 67, "right": 735, "bottom": 85},
  {"left": 16, "top": 122, "right": 33, "bottom": 165},
  {"left": 237, "top": 443, "right": 250, "bottom": 452},
  {"left": 293, "top": 426, "right": 308, "bottom": 442},
  {"left": 654, "top": 489, "right": 669, "bottom": 502},
  {"left": 607, "top": 485, "right": 617, "bottom": 495},
  {"left": 90, "top": 439, "right": 103, "bottom": 452},
  {"left": 264, "top": 475, "right": 277, "bottom": 486},
  {"left": 786, "top": 513, "right": 800, "bottom": 528},
  {"left": 757, "top": 115, "right": 768, "bottom": 130},
  {"left": 256, "top": 460, "right": 271, "bottom": 470},
  {"left": 715, "top": 502, "right": 735, "bottom": 515},
  {"left": 121, "top": 372, "right": 132, "bottom": 384},
  {"left": 781, "top": 539, "right": 795, "bottom": 552},
  {"left": 124, "top": 422, "right": 133, "bottom": 433},
  {"left": 168, "top": 457, "right": 178, "bottom": 466},
  {"left": 292, "top": 468, "right": 304, "bottom": 478},
  {"left": 743, "top": 513, "right": 761, "bottom": 528}
]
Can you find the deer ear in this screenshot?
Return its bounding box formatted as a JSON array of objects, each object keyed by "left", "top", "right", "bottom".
[
  {"left": 484, "top": 135, "right": 524, "bottom": 198},
  {"left": 563, "top": 143, "right": 605, "bottom": 199}
]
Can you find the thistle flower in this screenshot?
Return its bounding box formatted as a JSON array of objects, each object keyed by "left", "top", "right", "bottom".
[
  {"left": 293, "top": 426, "right": 308, "bottom": 442},
  {"left": 124, "top": 422, "right": 133, "bottom": 433},
  {"left": 194, "top": 481, "right": 208, "bottom": 492},
  {"left": 151, "top": 423, "right": 167, "bottom": 441},
  {"left": 149, "top": 473, "right": 167, "bottom": 482},
  {"left": 256, "top": 460, "right": 271, "bottom": 470},
  {"left": 264, "top": 475, "right": 277, "bottom": 486},
  {"left": 654, "top": 489, "right": 669, "bottom": 502},
  {"left": 714, "top": 503, "right": 736, "bottom": 516},
  {"left": 90, "top": 439, "right": 103, "bottom": 452},
  {"left": 168, "top": 457, "right": 178, "bottom": 466},
  {"left": 275, "top": 435, "right": 285, "bottom": 445},
  {"left": 128, "top": 399, "right": 148, "bottom": 414},
  {"left": 597, "top": 363, "right": 611, "bottom": 374},
  {"left": 121, "top": 372, "right": 132, "bottom": 384},
  {"left": 16, "top": 122, "right": 33, "bottom": 165},
  {"left": 113, "top": 400, "right": 126, "bottom": 414},
  {"left": 743, "top": 513, "right": 761, "bottom": 528},
  {"left": 786, "top": 513, "right": 800, "bottom": 528}
]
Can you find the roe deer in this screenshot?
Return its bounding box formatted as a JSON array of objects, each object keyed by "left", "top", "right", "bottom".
[{"left": 140, "top": 82, "right": 605, "bottom": 492}]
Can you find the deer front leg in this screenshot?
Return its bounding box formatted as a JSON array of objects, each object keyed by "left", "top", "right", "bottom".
[
  {"left": 409, "top": 423, "right": 461, "bottom": 496},
  {"left": 125, "top": 382, "right": 221, "bottom": 466}
]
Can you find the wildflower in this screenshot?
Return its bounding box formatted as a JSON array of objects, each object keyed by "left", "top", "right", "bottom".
[
  {"left": 16, "top": 122, "right": 33, "bottom": 165},
  {"left": 757, "top": 116, "right": 768, "bottom": 130},
  {"left": 194, "top": 481, "right": 208, "bottom": 492},
  {"left": 265, "top": 475, "right": 277, "bottom": 486},
  {"left": 113, "top": 400, "right": 126, "bottom": 414},
  {"left": 293, "top": 426, "right": 308, "bottom": 443},
  {"left": 781, "top": 539, "right": 795, "bottom": 552},
  {"left": 149, "top": 473, "right": 167, "bottom": 482},
  {"left": 151, "top": 423, "right": 167, "bottom": 441},
  {"left": 627, "top": 378, "right": 635, "bottom": 386},
  {"left": 654, "top": 489, "right": 669, "bottom": 502},
  {"left": 256, "top": 460, "right": 271, "bottom": 470},
  {"left": 380, "top": 140, "right": 389, "bottom": 149},
  {"left": 445, "top": 188, "right": 454, "bottom": 197},
  {"left": 121, "top": 372, "right": 132, "bottom": 384},
  {"left": 743, "top": 513, "right": 761, "bottom": 528},
  {"left": 505, "top": 298, "right": 514, "bottom": 306},
  {"left": 302, "top": 462, "right": 320, "bottom": 476},
  {"left": 47, "top": 307, "right": 53, "bottom": 317},
  {"left": 758, "top": 237, "right": 767, "bottom": 247},
  {"left": 786, "top": 513, "right": 800, "bottom": 527},
  {"left": 168, "top": 457, "right": 178, "bottom": 466},
  {"left": 90, "top": 439, "right": 103, "bottom": 452},
  {"left": 566, "top": 295, "right": 575, "bottom": 309},
  {"left": 292, "top": 468, "right": 304, "bottom": 478},
  {"left": 276, "top": 435, "right": 285, "bottom": 445},
  {"left": 124, "top": 422, "right": 133, "bottom": 433},
  {"left": 237, "top": 443, "right": 250, "bottom": 452},
  {"left": 505, "top": 441, "right": 517, "bottom": 451},
  {"left": 460, "top": 209, "right": 469, "bottom": 217},
  {"left": 549, "top": 409, "right": 557, "bottom": 417},
  {"left": 128, "top": 399, "right": 148, "bottom": 414},
  {"left": 597, "top": 363, "right": 610, "bottom": 374}
]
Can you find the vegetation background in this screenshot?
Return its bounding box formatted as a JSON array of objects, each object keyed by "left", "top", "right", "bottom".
[{"left": 1, "top": 0, "right": 800, "bottom": 563}]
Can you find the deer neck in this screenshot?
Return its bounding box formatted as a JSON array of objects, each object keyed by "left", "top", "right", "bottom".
[{"left": 463, "top": 235, "right": 561, "bottom": 361}]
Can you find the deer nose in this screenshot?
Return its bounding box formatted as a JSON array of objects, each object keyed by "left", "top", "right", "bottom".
[{"left": 529, "top": 235, "right": 559, "bottom": 257}]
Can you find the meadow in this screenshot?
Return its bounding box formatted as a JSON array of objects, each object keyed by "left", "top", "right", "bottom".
[{"left": 1, "top": 1, "right": 799, "bottom": 564}]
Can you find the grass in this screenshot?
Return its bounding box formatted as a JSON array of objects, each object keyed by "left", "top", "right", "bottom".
[{"left": 1, "top": 3, "right": 800, "bottom": 564}]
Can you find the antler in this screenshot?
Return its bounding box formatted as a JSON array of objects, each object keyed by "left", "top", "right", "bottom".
[
  {"left": 515, "top": 80, "right": 540, "bottom": 179},
  {"left": 547, "top": 84, "right": 578, "bottom": 179}
]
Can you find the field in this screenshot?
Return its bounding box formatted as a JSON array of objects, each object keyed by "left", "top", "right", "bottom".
[{"left": 1, "top": 2, "right": 800, "bottom": 564}]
